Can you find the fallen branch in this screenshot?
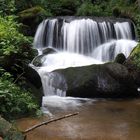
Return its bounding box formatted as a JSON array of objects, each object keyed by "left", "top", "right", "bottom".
[
  {"left": 23, "top": 112, "right": 79, "bottom": 134},
  {"left": 13, "top": 72, "right": 25, "bottom": 84}
]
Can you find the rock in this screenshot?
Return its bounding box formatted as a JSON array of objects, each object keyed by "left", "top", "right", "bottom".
[
  {"left": 32, "top": 48, "right": 57, "bottom": 67},
  {"left": 114, "top": 53, "right": 126, "bottom": 64},
  {"left": 24, "top": 65, "right": 43, "bottom": 105},
  {"left": 32, "top": 55, "right": 44, "bottom": 67},
  {"left": 51, "top": 62, "right": 137, "bottom": 98},
  {"left": 42, "top": 47, "right": 57, "bottom": 55},
  {"left": 0, "top": 116, "right": 24, "bottom": 140}
]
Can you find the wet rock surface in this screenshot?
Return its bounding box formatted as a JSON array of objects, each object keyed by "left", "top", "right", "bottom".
[
  {"left": 0, "top": 116, "right": 24, "bottom": 140},
  {"left": 52, "top": 62, "right": 138, "bottom": 98}
]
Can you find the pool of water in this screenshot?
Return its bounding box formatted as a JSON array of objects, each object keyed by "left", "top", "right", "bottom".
[{"left": 16, "top": 97, "right": 140, "bottom": 140}]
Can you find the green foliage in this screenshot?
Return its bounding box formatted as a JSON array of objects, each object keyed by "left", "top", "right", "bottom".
[
  {"left": 0, "top": 16, "right": 28, "bottom": 55},
  {"left": 0, "top": 0, "right": 16, "bottom": 15},
  {"left": 19, "top": 6, "right": 52, "bottom": 19},
  {"left": 0, "top": 16, "right": 35, "bottom": 71},
  {"left": 0, "top": 68, "right": 38, "bottom": 120},
  {"left": 43, "top": 0, "right": 80, "bottom": 16},
  {"left": 130, "top": 43, "right": 140, "bottom": 68},
  {"left": 0, "top": 16, "right": 39, "bottom": 120},
  {"left": 77, "top": 2, "right": 102, "bottom": 16},
  {"left": 134, "top": 15, "right": 140, "bottom": 40}
]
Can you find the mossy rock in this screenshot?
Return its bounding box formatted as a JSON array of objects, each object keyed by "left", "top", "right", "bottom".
[
  {"left": 19, "top": 6, "right": 50, "bottom": 19},
  {"left": 124, "top": 43, "right": 140, "bottom": 85},
  {"left": 0, "top": 116, "right": 24, "bottom": 140},
  {"left": 125, "top": 43, "right": 140, "bottom": 70},
  {"left": 114, "top": 53, "right": 126, "bottom": 64},
  {"left": 18, "top": 6, "right": 52, "bottom": 36}
]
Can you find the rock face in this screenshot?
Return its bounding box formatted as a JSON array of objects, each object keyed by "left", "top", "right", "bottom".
[
  {"left": 24, "top": 65, "right": 43, "bottom": 105},
  {"left": 0, "top": 116, "right": 24, "bottom": 140},
  {"left": 52, "top": 63, "right": 137, "bottom": 98}
]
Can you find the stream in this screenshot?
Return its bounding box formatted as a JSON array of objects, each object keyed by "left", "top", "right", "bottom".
[{"left": 16, "top": 97, "right": 140, "bottom": 140}]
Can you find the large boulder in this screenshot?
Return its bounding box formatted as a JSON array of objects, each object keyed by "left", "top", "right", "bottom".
[
  {"left": 0, "top": 116, "right": 24, "bottom": 140},
  {"left": 51, "top": 62, "right": 137, "bottom": 98}
]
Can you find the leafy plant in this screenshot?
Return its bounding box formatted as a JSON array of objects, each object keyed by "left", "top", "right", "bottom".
[
  {"left": 76, "top": 1, "right": 103, "bottom": 16},
  {"left": 0, "top": 0, "right": 16, "bottom": 15},
  {"left": 0, "top": 16, "right": 35, "bottom": 72},
  {"left": 0, "top": 68, "right": 38, "bottom": 120},
  {"left": 134, "top": 14, "right": 140, "bottom": 40}
]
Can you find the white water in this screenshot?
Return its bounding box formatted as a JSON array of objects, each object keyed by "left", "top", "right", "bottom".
[
  {"left": 33, "top": 18, "right": 137, "bottom": 111},
  {"left": 37, "top": 52, "right": 103, "bottom": 97},
  {"left": 34, "top": 18, "right": 135, "bottom": 54},
  {"left": 92, "top": 39, "right": 137, "bottom": 62}
]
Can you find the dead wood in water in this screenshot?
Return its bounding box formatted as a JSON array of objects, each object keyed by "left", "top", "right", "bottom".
[{"left": 23, "top": 112, "right": 79, "bottom": 134}]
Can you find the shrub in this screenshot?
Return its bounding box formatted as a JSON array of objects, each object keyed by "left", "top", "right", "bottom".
[
  {"left": 0, "top": 16, "right": 35, "bottom": 72},
  {"left": 0, "top": 68, "right": 38, "bottom": 120},
  {"left": 134, "top": 14, "right": 140, "bottom": 40},
  {"left": 76, "top": 2, "right": 102, "bottom": 16},
  {"left": 44, "top": 0, "right": 80, "bottom": 16},
  {"left": 0, "top": 0, "right": 16, "bottom": 15}
]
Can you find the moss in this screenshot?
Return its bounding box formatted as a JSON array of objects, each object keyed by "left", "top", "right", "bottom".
[
  {"left": 129, "top": 43, "right": 140, "bottom": 68},
  {"left": 19, "top": 6, "right": 51, "bottom": 19},
  {"left": 18, "top": 6, "right": 52, "bottom": 36},
  {"left": 130, "top": 43, "right": 140, "bottom": 57}
]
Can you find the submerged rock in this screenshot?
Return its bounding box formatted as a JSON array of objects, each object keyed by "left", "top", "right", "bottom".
[
  {"left": 0, "top": 116, "right": 24, "bottom": 140},
  {"left": 51, "top": 63, "right": 137, "bottom": 98}
]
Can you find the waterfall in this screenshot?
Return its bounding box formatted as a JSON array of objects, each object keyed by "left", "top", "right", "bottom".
[
  {"left": 34, "top": 18, "right": 136, "bottom": 55},
  {"left": 33, "top": 17, "right": 137, "bottom": 97}
]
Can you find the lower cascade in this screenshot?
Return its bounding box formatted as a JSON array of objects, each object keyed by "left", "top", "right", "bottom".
[{"left": 32, "top": 17, "right": 138, "bottom": 101}]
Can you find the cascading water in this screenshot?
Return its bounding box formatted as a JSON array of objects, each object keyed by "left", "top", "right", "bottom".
[{"left": 32, "top": 17, "right": 137, "bottom": 104}]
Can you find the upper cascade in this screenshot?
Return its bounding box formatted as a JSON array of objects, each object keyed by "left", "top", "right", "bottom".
[{"left": 34, "top": 17, "right": 136, "bottom": 57}]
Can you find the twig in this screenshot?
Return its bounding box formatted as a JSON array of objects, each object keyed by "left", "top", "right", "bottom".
[
  {"left": 13, "top": 72, "right": 25, "bottom": 84},
  {"left": 23, "top": 112, "right": 79, "bottom": 134}
]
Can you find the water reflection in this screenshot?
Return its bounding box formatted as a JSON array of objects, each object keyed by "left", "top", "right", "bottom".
[{"left": 16, "top": 98, "right": 140, "bottom": 140}]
